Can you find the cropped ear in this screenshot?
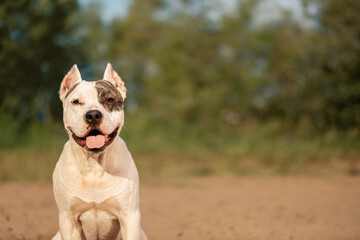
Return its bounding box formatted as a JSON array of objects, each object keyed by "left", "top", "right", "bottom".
[
  {"left": 103, "top": 63, "right": 127, "bottom": 99},
  {"left": 59, "top": 64, "right": 82, "bottom": 101}
]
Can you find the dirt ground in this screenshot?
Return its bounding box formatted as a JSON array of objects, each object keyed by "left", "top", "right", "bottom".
[{"left": 0, "top": 176, "right": 359, "bottom": 240}]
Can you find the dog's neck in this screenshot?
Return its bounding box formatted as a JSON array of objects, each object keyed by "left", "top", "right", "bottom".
[{"left": 68, "top": 137, "right": 119, "bottom": 177}]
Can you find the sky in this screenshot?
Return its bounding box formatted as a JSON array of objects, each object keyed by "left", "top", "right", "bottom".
[
  {"left": 78, "top": 0, "right": 304, "bottom": 24},
  {"left": 256, "top": 0, "right": 304, "bottom": 25},
  {"left": 78, "top": 0, "right": 132, "bottom": 22}
]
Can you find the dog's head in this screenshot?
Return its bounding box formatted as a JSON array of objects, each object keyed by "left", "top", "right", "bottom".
[{"left": 59, "top": 63, "right": 126, "bottom": 153}]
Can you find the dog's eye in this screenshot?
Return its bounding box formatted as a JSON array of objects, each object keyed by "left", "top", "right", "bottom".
[
  {"left": 72, "top": 99, "right": 80, "bottom": 105},
  {"left": 107, "top": 98, "right": 114, "bottom": 103}
]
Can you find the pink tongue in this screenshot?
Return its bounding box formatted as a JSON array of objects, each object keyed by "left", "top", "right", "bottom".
[{"left": 86, "top": 135, "right": 105, "bottom": 149}]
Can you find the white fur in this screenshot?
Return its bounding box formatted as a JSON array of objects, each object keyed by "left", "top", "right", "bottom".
[{"left": 52, "top": 64, "right": 147, "bottom": 240}]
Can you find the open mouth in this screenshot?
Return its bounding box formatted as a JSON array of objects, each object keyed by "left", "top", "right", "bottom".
[{"left": 70, "top": 127, "right": 119, "bottom": 152}]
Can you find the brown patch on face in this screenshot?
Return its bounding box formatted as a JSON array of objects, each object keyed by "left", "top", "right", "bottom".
[
  {"left": 65, "top": 82, "right": 80, "bottom": 99},
  {"left": 95, "top": 80, "right": 124, "bottom": 112}
]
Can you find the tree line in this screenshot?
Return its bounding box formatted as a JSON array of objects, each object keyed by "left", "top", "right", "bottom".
[{"left": 1, "top": 0, "right": 359, "bottom": 137}]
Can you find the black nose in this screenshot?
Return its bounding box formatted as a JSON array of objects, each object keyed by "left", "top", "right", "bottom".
[{"left": 85, "top": 110, "right": 102, "bottom": 125}]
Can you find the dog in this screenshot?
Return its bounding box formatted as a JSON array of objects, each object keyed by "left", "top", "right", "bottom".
[{"left": 52, "top": 64, "right": 147, "bottom": 240}]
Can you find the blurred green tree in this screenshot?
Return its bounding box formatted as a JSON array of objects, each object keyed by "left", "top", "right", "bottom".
[
  {"left": 304, "top": 0, "right": 360, "bottom": 130},
  {"left": 105, "top": 0, "right": 261, "bottom": 131},
  {"left": 0, "top": 0, "right": 84, "bottom": 123},
  {"left": 1, "top": 0, "right": 358, "bottom": 143},
  {"left": 106, "top": 0, "right": 165, "bottom": 114},
  {"left": 260, "top": 0, "right": 360, "bottom": 130}
]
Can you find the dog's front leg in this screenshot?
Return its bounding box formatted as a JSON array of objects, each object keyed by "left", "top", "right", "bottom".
[
  {"left": 120, "top": 209, "right": 143, "bottom": 240},
  {"left": 59, "top": 211, "right": 82, "bottom": 240}
]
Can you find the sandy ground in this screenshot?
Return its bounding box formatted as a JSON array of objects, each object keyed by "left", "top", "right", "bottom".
[{"left": 0, "top": 176, "right": 359, "bottom": 240}]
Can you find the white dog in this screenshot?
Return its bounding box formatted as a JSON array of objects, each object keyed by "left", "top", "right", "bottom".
[{"left": 52, "top": 64, "right": 147, "bottom": 240}]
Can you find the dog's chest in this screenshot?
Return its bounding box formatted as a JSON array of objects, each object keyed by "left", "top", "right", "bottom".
[
  {"left": 80, "top": 170, "right": 108, "bottom": 189},
  {"left": 71, "top": 196, "right": 121, "bottom": 240},
  {"left": 55, "top": 163, "right": 131, "bottom": 204}
]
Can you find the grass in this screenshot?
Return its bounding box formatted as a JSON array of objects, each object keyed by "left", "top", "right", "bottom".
[{"left": 0, "top": 115, "right": 359, "bottom": 183}]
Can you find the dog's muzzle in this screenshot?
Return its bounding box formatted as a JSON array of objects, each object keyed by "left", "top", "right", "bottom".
[
  {"left": 69, "top": 127, "right": 119, "bottom": 152},
  {"left": 85, "top": 110, "right": 102, "bottom": 126}
]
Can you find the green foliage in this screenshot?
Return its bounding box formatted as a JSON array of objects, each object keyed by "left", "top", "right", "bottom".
[
  {"left": 2, "top": 0, "right": 359, "bottom": 132},
  {"left": 259, "top": 0, "right": 360, "bottom": 130},
  {"left": 0, "top": 0, "right": 359, "bottom": 181},
  {"left": 0, "top": 0, "right": 84, "bottom": 122},
  {"left": 103, "top": 0, "right": 360, "bottom": 131}
]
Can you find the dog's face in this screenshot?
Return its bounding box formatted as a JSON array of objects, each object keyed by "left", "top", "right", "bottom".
[{"left": 59, "top": 63, "right": 127, "bottom": 153}]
